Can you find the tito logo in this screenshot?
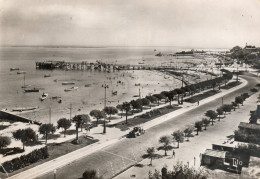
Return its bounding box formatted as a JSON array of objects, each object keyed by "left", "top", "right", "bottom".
[{"left": 232, "top": 158, "right": 243, "bottom": 166}]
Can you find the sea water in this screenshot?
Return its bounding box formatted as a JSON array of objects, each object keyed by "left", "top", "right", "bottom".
[{"left": 0, "top": 46, "right": 213, "bottom": 123}]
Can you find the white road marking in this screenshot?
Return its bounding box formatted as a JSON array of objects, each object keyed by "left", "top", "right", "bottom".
[{"left": 102, "top": 150, "right": 136, "bottom": 163}]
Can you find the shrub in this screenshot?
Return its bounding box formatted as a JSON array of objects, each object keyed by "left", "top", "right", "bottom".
[
  {"left": 0, "top": 136, "right": 11, "bottom": 149},
  {"left": 140, "top": 109, "right": 161, "bottom": 119},
  {"left": 148, "top": 162, "right": 207, "bottom": 179},
  {"left": 250, "top": 88, "right": 259, "bottom": 93},
  {"left": 82, "top": 169, "right": 102, "bottom": 179},
  {"left": 242, "top": 93, "right": 250, "bottom": 99},
  {"left": 234, "top": 129, "right": 260, "bottom": 144},
  {"left": 1, "top": 147, "right": 49, "bottom": 173},
  {"left": 237, "top": 143, "right": 260, "bottom": 157}
]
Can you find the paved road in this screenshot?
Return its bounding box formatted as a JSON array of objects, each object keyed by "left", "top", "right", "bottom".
[{"left": 39, "top": 75, "right": 259, "bottom": 179}]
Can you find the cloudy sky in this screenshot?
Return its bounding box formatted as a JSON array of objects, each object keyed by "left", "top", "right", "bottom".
[{"left": 0, "top": 0, "right": 260, "bottom": 48}]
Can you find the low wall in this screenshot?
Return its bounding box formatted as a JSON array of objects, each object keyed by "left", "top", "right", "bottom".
[{"left": 0, "top": 110, "right": 41, "bottom": 125}]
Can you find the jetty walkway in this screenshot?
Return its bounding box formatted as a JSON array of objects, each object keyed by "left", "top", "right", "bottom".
[{"left": 35, "top": 60, "right": 175, "bottom": 71}]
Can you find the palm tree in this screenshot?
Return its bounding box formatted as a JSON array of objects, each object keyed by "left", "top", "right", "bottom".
[
  {"left": 165, "top": 91, "right": 176, "bottom": 107},
  {"left": 141, "top": 98, "right": 151, "bottom": 109},
  {"left": 116, "top": 104, "right": 123, "bottom": 118},
  {"left": 184, "top": 126, "right": 193, "bottom": 141},
  {"left": 57, "top": 118, "right": 71, "bottom": 137},
  {"left": 90, "top": 110, "right": 106, "bottom": 133},
  {"left": 172, "top": 130, "right": 184, "bottom": 148},
  {"left": 232, "top": 102, "right": 238, "bottom": 111},
  {"left": 205, "top": 110, "right": 218, "bottom": 125},
  {"left": 130, "top": 100, "right": 142, "bottom": 113},
  {"left": 73, "top": 114, "right": 90, "bottom": 140},
  {"left": 195, "top": 121, "right": 203, "bottom": 135},
  {"left": 146, "top": 96, "right": 158, "bottom": 107},
  {"left": 157, "top": 136, "right": 173, "bottom": 156},
  {"left": 235, "top": 96, "right": 244, "bottom": 106},
  {"left": 39, "top": 123, "right": 56, "bottom": 144},
  {"left": 103, "top": 106, "right": 118, "bottom": 121},
  {"left": 175, "top": 88, "right": 184, "bottom": 104},
  {"left": 90, "top": 110, "right": 104, "bottom": 126},
  {"left": 122, "top": 102, "right": 131, "bottom": 124},
  {"left": 202, "top": 118, "right": 210, "bottom": 130},
  {"left": 216, "top": 107, "right": 224, "bottom": 121},
  {"left": 12, "top": 128, "right": 37, "bottom": 150},
  {"left": 146, "top": 147, "right": 155, "bottom": 165},
  {"left": 153, "top": 94, "right": 165, "bottom": 106}
]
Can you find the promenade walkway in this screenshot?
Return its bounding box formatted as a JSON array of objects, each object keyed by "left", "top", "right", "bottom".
[{"left": 116, "top": 85, "right": 259, "bottom": 179}]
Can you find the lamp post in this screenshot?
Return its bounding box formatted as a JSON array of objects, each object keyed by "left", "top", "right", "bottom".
[
  {"left": 102, "top": 83, "right": 109, "bottom": 108},
  {"left": 69, "top": 103, "right": 72, "bottom": 121},
  {"left": 181, "top": 74, "right": 184, "bottom": 88},
  {"left": 49, "top": 106, "right": 51, "bottom": 124},
  {"left": 54, "top": 169, "right": 56, "bottom": 179},
  {"left": 102, "top": 83, "right": 109, "bottom": 134},
  {"left": 236, "top": 65, "right": 239, "bottom": 82}
]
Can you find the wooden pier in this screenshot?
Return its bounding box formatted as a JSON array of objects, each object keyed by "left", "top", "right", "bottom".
[{"left": 36, "top": 60, "right": 174, "bottom": 71}]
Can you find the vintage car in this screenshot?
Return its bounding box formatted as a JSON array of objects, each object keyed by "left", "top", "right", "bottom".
[{"left": 127, "top": 127, "right": 145, "bottom": 138}]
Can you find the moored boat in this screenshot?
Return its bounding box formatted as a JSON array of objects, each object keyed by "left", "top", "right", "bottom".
[
  {"left": 12, "top": 106, "right": 38, "bottom": 112},
  {"left": 40, "top": 93, "right": 48, "bottom": 101},
  {"left": 17, "top": 71, "right": 26, "bottom": 74},
  {"left": 24, "top": 88, "right": 40, "bottom": 93},
  {"left": 10, "top": 68, "right": 20, "bottom": 71},
  {"left": 51, "top": 96, "right": 61, "bottom": 99},
  {"left": 62, "top": 82, "right": 75, "bottom": 85},
  {"left": 64, "top": 86, "right": 78, "bottom": 92},
  {"left": 44, "top": 74, "right": 51, "bottom": 78}
]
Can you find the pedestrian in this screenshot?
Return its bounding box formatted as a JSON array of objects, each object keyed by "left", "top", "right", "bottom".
[
  {"left": 172, "top": 150, "right": 175, "bottom": 158},
  {"left": 197, "top": 100, "right": 200, "bottom": 106}
]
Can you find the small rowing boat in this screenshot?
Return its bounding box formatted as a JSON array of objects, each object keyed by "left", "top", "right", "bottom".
[
  {"left": 62, "top": 82, "right": 75, "bottom": 85},
  {"left": 24, "top": 88, "right": 40, "bottom": 93},
  {"left": 12, "top": 106, "right": 38, "bottom": 112},
  {"left": 17, "top": 71, "right": 26, "bottom": 74},
  {"left": 64, "top": 86, "right": 78, "bottom": 92},
  {"left": 51, "top": 96, "right": 61, "bottom": 99},
  {"left": 10, "top": 68, "right": 20, "bottom": 71},
  {"left": 40, "top": 93, "right": 48, "bottom": 101}
]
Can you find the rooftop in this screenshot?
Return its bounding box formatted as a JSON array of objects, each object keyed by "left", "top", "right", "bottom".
[
  {"left": 203, "top": 149, "right": 226, "bottom": 158},
  {"left": 239, "top": 122, "right": 260, "bottom": 131}
]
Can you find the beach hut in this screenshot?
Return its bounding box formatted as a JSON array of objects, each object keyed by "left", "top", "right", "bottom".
[{"left": 201, "top": 149, "right": 227, "bottom": 168}]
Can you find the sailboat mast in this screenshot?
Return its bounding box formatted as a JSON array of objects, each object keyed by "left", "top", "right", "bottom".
[{"left": 23, "top": 73, "right": 25, "bottom": 87}]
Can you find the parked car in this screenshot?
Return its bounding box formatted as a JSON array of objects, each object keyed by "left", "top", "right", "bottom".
[{"left": 127, "top": 127, "right": 145, "bottom": 138}]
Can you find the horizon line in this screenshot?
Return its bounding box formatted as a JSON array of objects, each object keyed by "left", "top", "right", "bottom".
[{"left": 0, "top": 44, "right": 234, "bottom": 49}]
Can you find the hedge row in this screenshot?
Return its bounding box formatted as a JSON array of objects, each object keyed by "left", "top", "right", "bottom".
[
  {"left": 234, "top": 130, "right": 260, "bottom": 145},
  {"left": 1, "top": 147, "right": 49, "bottom": 173},
  {"left": 140, "top": 109, "right": 161, "bottom": 119},
  {"left": 238, "top": 143, "right": 260, "bottom": 157}
]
